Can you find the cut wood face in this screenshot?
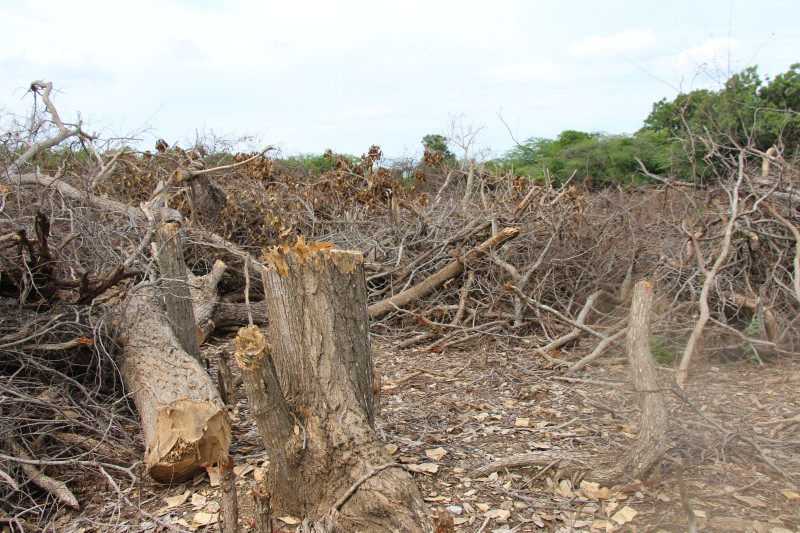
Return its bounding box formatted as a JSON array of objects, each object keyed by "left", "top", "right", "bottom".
[{"left": 147, "top": 400, "right": 231, "bottom": 483}]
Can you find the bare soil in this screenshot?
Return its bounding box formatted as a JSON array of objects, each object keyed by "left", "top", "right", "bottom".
[{"left": 53, "top": 337, "right": 800, "bottom": 532}]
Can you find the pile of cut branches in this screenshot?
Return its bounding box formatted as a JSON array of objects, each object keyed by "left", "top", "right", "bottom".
[{"left": 1, "top": 80, "right": 799, "bottom": 529}]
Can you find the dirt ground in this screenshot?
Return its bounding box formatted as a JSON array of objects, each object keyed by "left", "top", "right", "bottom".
[{"left": 54, "top": 335, "right": 800, "bottom": 533}]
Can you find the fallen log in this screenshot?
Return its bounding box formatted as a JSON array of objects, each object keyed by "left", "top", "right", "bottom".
[
  {"left": 368, "top": 226, "right": 521, "bottom": 318},
  {"left": 118, "top": 285, "right": 230, "bottom": 483}
]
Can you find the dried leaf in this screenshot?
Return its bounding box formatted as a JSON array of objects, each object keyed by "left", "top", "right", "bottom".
[
  {"left": 554, "top": 479, "right": 574, "bottom": 498},
  {"left": 234, "top": 464, "right": 254, "bottom": 477},
  {"left": 426, "top": 447, "right": 448, "bottom": 461},
  {"left": 733, "top": 494, "right": 766, "bottom": 507},
  {"left": 192, "top": 511, "right": 217, "bottom": 525},
  {"left": 580, "top": 480, "right": 614, "bottom": 500},
  {"left": 190, "top": 493, "right": 207, "bottom": 508},
  {"left": 476, "top": 503, "right": 490, "bottom": 512},
  {"left": 780, "top": 489, "right": 800, "bottom": 500},
  {"left": 162, "top": 490, "right": 191, "bottom": 508},
  {"left": 611, "top": 506, "right": 637, "bottom": 525},
  {"left": 385, "top": 444, "right": 398, "bottom": 455},
  {"left": 514, "top": 417, "right": 530, "bottom": 427},
  {"left": 277, "top": 516, "right": 301, "bottom": 525},
  {"left": 406, "top": 462, "right": 439, "bottom": 474}
]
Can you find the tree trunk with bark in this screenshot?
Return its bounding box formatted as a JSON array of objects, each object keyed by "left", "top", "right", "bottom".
[
  {"left": 118, "top": 286, "right": 231, "bottom": 483},
  {"left": 237, "top": 238, "right": 432, "bottom": 531},
  {"left": 155, "top": 211, "right": 201, "bottom": 362},
  {"left": 589, "top": 280, "right": 668, "bottom": 484}
]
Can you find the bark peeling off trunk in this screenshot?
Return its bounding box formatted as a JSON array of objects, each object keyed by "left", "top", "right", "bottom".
[
  {"left": 120, "top": 287, "right": 231, "bottom": 483},
  {"left": 249, "top": 238, "right": 432, "bottom": 531}
]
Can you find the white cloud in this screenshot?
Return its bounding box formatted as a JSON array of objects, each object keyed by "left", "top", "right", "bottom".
[
  {"left": 568, "top": 29, "right": 656, "bottom": 58},
  {"left": 676, "top": 37, "right": 740, "bottom": 71}
]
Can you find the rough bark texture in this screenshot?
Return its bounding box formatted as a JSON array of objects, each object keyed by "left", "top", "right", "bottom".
[
  {"left": 218, "top": 450, "right": 238, "bottom": 533},
  {"left": 155, "top": 216, "right": 201, "bottom": 362},
  {"left": 217, "top": 349, "right": 237, "bottom": 407},
  {"left": 252, "top": 485, "right": 273, "bottom": 533},
  {"left": 249, "top": 239, "right": 432, "bottom": 531},
  {"left": 589, "top": 280, "right": 668, "bottom": 483},
  {"left": 188, "top": 259, "right": 228, "bottom": 343},
  {"left": 119, "top": 287, "right": 230, "bottom": 483}
]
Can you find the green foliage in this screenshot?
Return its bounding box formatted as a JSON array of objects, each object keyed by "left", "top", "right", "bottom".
[
  {"left": 491, "top": 63, "right": 800, "bottom": 188},
  {"left": 280, "top": 153, "right": 356, "bottom": 176},
  {"left": 491, "top": 129, "right": 689, "bottom": 188},
  {"left": 642, "top": 64, "right": 800, "bottom": 157},
  {"left": 650, "top": 336, "right": 677, "bottom": 365},
  {"left": 421, "top": 134, "right": 455, "bottom": 160}
]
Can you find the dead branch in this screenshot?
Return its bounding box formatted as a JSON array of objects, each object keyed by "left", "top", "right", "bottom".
[
  {"left": 677, "top": 153, "right": 746, "bottom": 389},
  {"left": 369, "top": 226, "right": 521, "bottom": 318},
  {"left": 511, "top": 286, "right": 606, "bottom": 340},
  {"left": 568, "top": 326, "right": 630, "bottom": 374},
  {"left": 471, "top": 282, "right": 668, "bottom": 486},
  {"left": 3, "top": 436, "right": 79, "bottom": 509}
]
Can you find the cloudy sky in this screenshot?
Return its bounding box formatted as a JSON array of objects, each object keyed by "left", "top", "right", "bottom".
[{"left": 1, "top": 1, "right": 798, "bottom": 159}]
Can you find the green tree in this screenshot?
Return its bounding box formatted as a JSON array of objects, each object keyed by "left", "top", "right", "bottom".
[
  {"left": 642, "top": 64, "right": 800, "bottom": 156},
  {"left": 421, "top": 134, "right": 455, "bottom": 160}
]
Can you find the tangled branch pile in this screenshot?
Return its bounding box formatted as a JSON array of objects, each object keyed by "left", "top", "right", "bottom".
[{"left": 1, "top": 81, "right": 799, "bottom": 528}]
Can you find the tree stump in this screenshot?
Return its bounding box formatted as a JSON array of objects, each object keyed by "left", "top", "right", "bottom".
[
  {"left": 589, "top": 280, "right": 668, "bottom": 484},
  {"left": 238, "top": 238, "right": 432, "bottom": 531}
]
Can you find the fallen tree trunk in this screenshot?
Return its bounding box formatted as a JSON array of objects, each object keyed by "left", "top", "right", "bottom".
[
  {"left": 368, "top": 226, "right": 521, "bottom": 318},
  {"left": 118, "top": 286, "right": 230, "bottom": 483},
  {"left": 237, "top": 238, "right": 432, "bottom": 531}
]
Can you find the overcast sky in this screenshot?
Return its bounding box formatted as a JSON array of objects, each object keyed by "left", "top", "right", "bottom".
[{"left": 2, "top": 1, "right": 798, "bottom": 159}]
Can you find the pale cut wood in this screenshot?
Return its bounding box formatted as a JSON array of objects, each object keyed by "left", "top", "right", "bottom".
[{"left": 119, "top": 286, "right": 230, "bottom": 482}]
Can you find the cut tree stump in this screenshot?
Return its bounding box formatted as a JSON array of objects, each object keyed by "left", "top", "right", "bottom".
[
  {"left": 118, "top": 286, "right": 231, "bottom": 483},
  {"left": 236, "top": 237, "right": 432, "bottom": 531}
]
